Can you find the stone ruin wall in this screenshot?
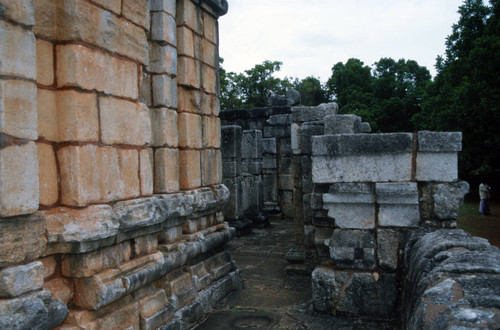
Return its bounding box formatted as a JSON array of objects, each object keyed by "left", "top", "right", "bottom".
[
  {"left": 0, "top": 1, "right": 242, "bottom": 329},
  {"left": 220, "top": 102, "right": 500, "bottom": 328}
]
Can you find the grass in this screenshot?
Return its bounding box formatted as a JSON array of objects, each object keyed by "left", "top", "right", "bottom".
[{"left": 457, "top": 200, "right": 500, "bottom": 248}]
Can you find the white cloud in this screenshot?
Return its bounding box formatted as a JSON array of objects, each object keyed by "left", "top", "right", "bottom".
[{"left": 219, "top": 0, "right": 463, "bottom": 81}]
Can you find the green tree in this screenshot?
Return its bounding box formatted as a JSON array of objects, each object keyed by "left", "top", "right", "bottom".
[
  {"left": 293, "top": 76, "right": 329, "bottom": 106},
  {"left": 415, "top": 0, "right": 499, "bottom": 175}
]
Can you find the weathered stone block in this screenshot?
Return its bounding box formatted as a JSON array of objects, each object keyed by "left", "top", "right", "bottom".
[
  {"left": 122, "top": 0, "right": 149, "bottom": 29},
  {"left": 0, "top": 141, "right": 38, "bottom": 217},
  {"left": 149, "top": 43, "right": 177, "bottom": 75},
  {"left": 92, "top": 0, "right": 121, "bottom": 14},
  {"left": 177, "top": 56, "right": 200, "bottom": 88},
  {"left": 432, "top": 181, "right": 470, "bottom": 220},
  {"left": 220, "top": 125, "right": 242, "bottom": 159},
  {"left": 151, "top": 11, "right": 176, "bottom": 45},
  {"left": 377, "top": 229, "right": 400, "bottom": 271},
  {"left": 40, "top": 256, "right": 56, "bottom": 279},
  {"left": 58, "top": 145, "right": 140, "bottom": 206},
  {"left": 99, "top": 96, "right": 151, "bottom": 145},
  {"left": 202, "top": 116, "right": 220, "bottom": 148},
  {"left": 36, "top": 39, "right": 54, "bottom": 86},
  {"left": 222, "top": 161, "right": 240, "bottom": 178},
  {"left": 151, "top": 108, "right": 178, "bottom": 147},
  {"left": 0, "top": 0, "right": 35, "bottom": 26},
  {"left": 134, "top": 234, "right": 158, "bottom": 257},
  {"left": 34, "top": 0, "right": 147, "bottom": 63},
  {"left": 416, "top": 152, "right": 458, "bottom": 182},
  {"left": 376, "top": 182, "right": 420, "bottom": 228},
  {"left": 418, "top": 131, "right": 462, "bottom": 152},
  {"left": 312, "top": 267, "right": 397, "bottom": 317},
  {"left": 203, "top": 11, "right": 218, "bottom": 43},
  {"left": 152, "top": 74, "right": 178, "bottom": 108},
  {"left": 159, "top": 226, "right": 183, "bottom": 244},
  {"left": 36, "top": 88, "right": 58, "bottom": 141},
  {"left": 312, "top": 133, "right": 413, "bottom": 183},
  {"left": 177, "top": 26, "right": 195, "bottom": 57},
  {"left": 202, "top": 38, "right": 217, "bottom": 67},
  {"left": 57, "top": 89, "right": 99, "bottom": 142},
  {"left": 262, "top": 138, "right": 276, "bottom": 154},
  {"left": 56, "top": 44, "right": 138, "bottom": 99},
  {"left": 43, "top": 277, "right": 73, "bottom": 304},
  {"left": 324, "top": 114, "right": 361, "bottom": 134},
  {"left": 0, "top": 262, "right": 44, "bottom": 298},
  {"left": 322, "top": 183, "right": 376, "bottom": 229},
  {"left": 201, "top": 149, "right": 221, "bottom": 186},
  {"left": 0, "top": 79, "right": 37, "bottom": 140},
  {"left": 179, "top": 150, "right": 201, "bottom": 190},
  {"left": 138, "top": 288, "right": 174, "bottom": 330},
  {"left": 329, "top": 229, "right": 376, "bottom": 269},
  {"left": 178, "top": 113, "right": 202, "bottom": 148},
  {"left": 0, "top": 213, "right": 46, "bottom": 268},
  {"left": 0, "top": 20, "right": 36, "bottom": 80},
  {"left": 62, "top": 241, "right": 131, "bottom": 278},
  {"left": 37, "top": 143, "right": 58, "bottom": 206},
  {"left": 140, "top": 149, "right": 154, "bottom": 196},
  {"left": 176, "top": 0, "right": 200, "bottom": 32},
  {"left": 298, "top": 121, "right": 323, "bottom": 155},
  {"left": 151, "top": 0, "right": 176, "bottom": 14},
  {"left": 45, "top": 205, "right": 119, "bottom": 254},
  {"left": 177, "top": 87, "right": 201, "bottom": 114},
  {"left": 241, "top": 130, "right": 262, "bottom": 159},
  {"left": 202, "top": 64, "right": 217, "bottom": 94},
  {"left": 263, "top": 125, "right": 290, "bottom": 138},
  {"left": 154, "top": 148, "right": 180, "bottom": 193},
  {"left": 292, "top": 103, "right": 338, "bottom": 123}
]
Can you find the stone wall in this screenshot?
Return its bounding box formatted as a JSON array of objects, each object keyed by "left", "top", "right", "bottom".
[
  {"left": 220, "top": 105, "right": 295, "bottom": 224},
  {"left": 0, "top": 1, "right": 241, "bottom": 329}
]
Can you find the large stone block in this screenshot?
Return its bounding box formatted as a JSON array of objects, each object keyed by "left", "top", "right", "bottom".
[
  {"left": 0, "top": 262, "right": 44, "bottom": 298},
  {"left": 312, "top": 133, "right": 413, "bottom": 183},
  {"left": 151, "top": 108, "right": 178, "bottom": 147},
  {"left": 292, "top": 103, "right": 338, "bottom": 123},
  {"left": 99, "top": 97, "right": 151, "bottom": 146},
  {"left": 56, "top": 44, "right": 138, "bottom": 99},
  {"left": 0, "top": 141, "right": 38, "bottom": 217},
  {"left": 0, "top": 20, "right": 36, "bottom": 80},
  {"left": 241, "top": 130, "right": 262, "bottom": 159},
  {"left": 376, "top": 182, "right": 420, "bottom": 228},
  {"left": 37, "top": 143, "right": 58, "bottom": 206},
  {"left": 36, "top": 38, "right": 54, "bottom": 86},
  {"left": 176, "top": 26, "right": 195, "bottom": 57},
  {"left": 0, "top": 213, "right": 46, "bottom": 268},
  {"left": 177, "top": 56, "right": 200, "bottom": 88},
  {"left": 152, "top": 74, "right": 178, "bottom": 108},
  {"left": 140, "top": 149, "right": 154, "bottom": 196},
  {"left": 377, "top": 229, "right": 400, "bottom": 271},
  {"left": 45, "top": 205, "right": 119, "bottom": 254},
  {"left": 202, "top": 38, "right": 217, "bottom": 67},
  {"left": 149, "top": 43, "right": 177, "bottom": 75},
  {"left": 298, "top": 121, "right": 323, "bottom": 155},
  {"left": 154, "top": 148, "right": 180, "bottom": 193},
  {"left": 122, "top": 0, "right": 149, "bottom": 29},
  {"left": 0, "top": 0, "right": 35, "bottom": 26},
  {"left": 432, "top": 181, "right": 470, "bottom": 220},
  {"left": 201, "top": 65, "right": 217, "bottom": 93},
  {"left": 57, "top": 89, "right": 100, "bottom": 142},
  {"left": 36, "top": 88, "right": 58, "bottom": 141},
  {"left": 203, "top": 10, "right": 218, "bottom": 43},
  {"left": 34, "top": 0, "right": 147, "bottom": 63},
  {"left": 179, "top": 150, "right": 201, "bottom": 189},
  {"left": 0, "top": 79, "right": 37, "bottom": 140},
  {"left": 201, "top": 149, "right": 221, "bottom": 186},
  {"left": 322, "top": 183, "right": 376, "bottom": 229},
  {"left": 138, "top": 288, "right": 174, "bottom": 330},
  {"left": 324, "top": 114, "right": 362, "bottom": 134},
  {"left": 58, "top": 145, "right": 140, "bottom": 206},
  {"left": 176, "top": 0, "right": 200, "bottom": 32},
  {"left": 203, "top": 116, "right": 220, "bottom": 148},
  {"left": 312, "top": 267, "right": 397, "bottom": 317},
  {"left": 62, "top": 241, "right": 132, "bottom": 278},
  {"left": 416, "top": 131, "right": 461, "bottom": 182},
  {"left": 178, "top": 113, "right": 202, "bottom": 148},
  {"left": 329, "top": 229, "right": 376, "bottom": 269},
  {"left": 177, "top": 86, "right": 201, "bottom": 114},
  {"left": 151, "top": 11, "right": 177, "bottom": 45},
  {"left": 91, "top": 0, "right": 121, "bottom": 14},
  {"left": 220, "top": 125, "right": 242, "bottom": 159}
]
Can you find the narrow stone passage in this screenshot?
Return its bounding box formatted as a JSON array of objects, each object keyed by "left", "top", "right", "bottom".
[{"left": 194, "top": 221, "right": 397, "bottom": 329}]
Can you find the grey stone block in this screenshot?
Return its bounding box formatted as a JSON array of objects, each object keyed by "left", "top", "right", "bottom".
[
  {"left": 280, "top": 156, "right": 293, "bottom": 174},
  {"left": 220, "top": 125, "right": 242, "bottom": 159},
  {"left": 292, "top": 102, "right": 338, "bottom": 123},
  {"left": 329, "top": 229, "right": 376, "bottom": 269},
  {"left": 323, "top": 183, "right": 376, "bottom": 229},
  {"left": 324, "top": 114, "right": 361, "bottom": 134},
  {"left": 432, "top": 181, "right": 470, "bottom": 220},
  {"left": 241, "top": 130, "right": 262, "bottom": 159},
  {"left": 360, "top": 122, "right": 371, "bottom": 133},
  {"left": 222, "top": 161, "right": 241, "bottom": 178},
  {"left": 261, "top": 138, "right": 276, "bottom": 154},
  {"left": 0, "top": 262, "right": 44, "bottom": 298},
  {"left": 246, "top": 161, "right": 262, "bottom": 175},
  {"left": 266, "top": 114, "right": 292, "bottom": 126},
  {"left": 376, "top": 183, "right": 420, "bottom": 228},
  {"left": 262, "top": 174, "right": 277, "bottom": 202},
  {"left": 278, "top": 175, "right": 294, "bottom": 191},
  {"left": 377, "top": 229, "right": 400, "bottom": 271},
  {"left": 312, "top": 267, "right": 397, "bottom": 317},
  {"left": 416, "top": 152, "right": 458, "bottom": 182},
  {"left": 418, "top": 131, "right": 462, "bottom": 152},
  {"left": 299, "top": 121, "right": 323, "bottom": 155},
  {"left": 263, "top": 125, "right": 290, "bottom": 138},
  {"left": 313, "top": 133, "right": 413, "bottom": 156}
]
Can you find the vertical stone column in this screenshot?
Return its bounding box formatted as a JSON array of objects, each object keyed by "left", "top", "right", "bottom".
[{"left": 221, "top": 125, "right": 243, "bottom": 222}]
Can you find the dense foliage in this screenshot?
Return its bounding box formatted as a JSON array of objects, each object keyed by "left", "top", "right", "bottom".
[{"left": 219, "top": 0, "right": 499, "bottom": 175}]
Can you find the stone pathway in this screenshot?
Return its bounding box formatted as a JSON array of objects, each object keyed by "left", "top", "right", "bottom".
[{"left": 194, "top": 221, "right": 397, "bottom": 329}]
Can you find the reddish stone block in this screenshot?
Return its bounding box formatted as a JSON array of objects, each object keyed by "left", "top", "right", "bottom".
[
  {"left": 154, "top": 148, "right": 179, "bottom": 193},
  {"left": 179, "top": 150, "right": 201, "bottom": 190},
  {"left": 37, "top": 143, "right": 58, "bottom": 206},
  {"left": 178, "top": 113, "right": 202, "bottom": 148}
]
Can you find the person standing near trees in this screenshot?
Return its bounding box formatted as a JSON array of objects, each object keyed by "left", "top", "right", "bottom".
[{"left": 479, "top": 183, "right": 492, "bottom": 215}]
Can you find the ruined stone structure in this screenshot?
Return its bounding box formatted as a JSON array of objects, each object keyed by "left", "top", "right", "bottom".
[
  {"left": 0, "top": 1, "right": 243, "bottom": 329},
  {"left": 221, "top": 102, "right": 500, "bottom": 327}
]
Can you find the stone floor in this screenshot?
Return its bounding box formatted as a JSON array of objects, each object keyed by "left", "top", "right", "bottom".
[{"left": 194, "top": 221, "right": 397, "bottom": 330}]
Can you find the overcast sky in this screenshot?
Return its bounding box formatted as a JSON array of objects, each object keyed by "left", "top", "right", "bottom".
[{"left": 218, "top": 0, "right": 464, "bottom": 81}]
